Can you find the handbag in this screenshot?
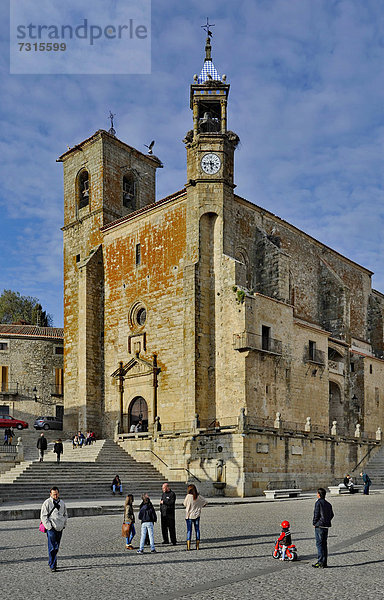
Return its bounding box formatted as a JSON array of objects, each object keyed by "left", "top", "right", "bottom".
[
  {"left": 39, "top": 522, "right": 46, "bottom": 533},
  {"left": 122, "top": 522, "right": 131, "bottom": 537},
  {"left": 39, "top": 504, "right": 56, "bottom": 533}
]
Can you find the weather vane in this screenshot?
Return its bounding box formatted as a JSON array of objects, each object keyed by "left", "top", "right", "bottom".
[
  {"left": 108, "top": 110, "right": 116, "bottom": 136},
  {"left": 201, "top": 17, "right": 215, "bottom": 37}
]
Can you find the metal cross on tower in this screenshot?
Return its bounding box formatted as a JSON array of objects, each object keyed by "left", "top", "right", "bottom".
[
  {"left": 108, "top": 110, "right": 116, "bottom": 136},
  {"left": 201, "top": 17, "right": 215, "bottom": 37}
]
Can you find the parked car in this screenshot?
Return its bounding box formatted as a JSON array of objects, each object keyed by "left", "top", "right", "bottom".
[
  {"left": 0, "top": 415, "right": 29, "bottom": 430},
  {"left": 34, "top": 416, "right": 63, "bottom": 431}
]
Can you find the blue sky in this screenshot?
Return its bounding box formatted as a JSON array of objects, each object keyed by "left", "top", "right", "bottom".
[{"left": 1, "top": 0, "right": 384, "bottom": 326}]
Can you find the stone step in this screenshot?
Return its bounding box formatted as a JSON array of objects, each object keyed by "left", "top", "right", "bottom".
[
  {"left": 0, "top": 460, "right": 33, "bottom": 483},
  {"left": 29, "top": 440, "right": 105, "bottom": 463},
  {"left": 0, "top": 439, "right": 188, "bottom": 501}
]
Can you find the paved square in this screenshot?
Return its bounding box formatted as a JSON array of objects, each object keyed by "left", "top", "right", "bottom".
[{"left": 1, "top": 495, "right": 383, "bottom": 599}]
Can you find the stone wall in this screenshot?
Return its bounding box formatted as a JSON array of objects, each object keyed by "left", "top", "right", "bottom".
[
  {"left": 118, "top": 428, "right": 380, "bottom": 497},
  {"left": 61, "top": 130, "right": 160, "bottom": 434},
  {"left": 0, "top": 334, "right": 63, "bottom": 425}
]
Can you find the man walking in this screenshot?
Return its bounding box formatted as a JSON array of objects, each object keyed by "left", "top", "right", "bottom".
[
  {"left": 53, "top": 438, "right": 63, "bottom": 464},
  {"left": 360, "top": 471, "right": 372, "bottom": 495},
  {"left": 312, "top": 487, "right": 334, "bottom": 568},
  {"left": 160, "top": 482, "right": 177, "bottom": 545},
  {"left": 40, "top": 486, "right": 68, "bottom": 572},
  {"left": 37, "top": 432, "right": 48, "bottom": 462}
]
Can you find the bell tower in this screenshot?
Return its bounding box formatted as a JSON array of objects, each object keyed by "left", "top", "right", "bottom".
[
  {"left": 185, "top": 32, "right": 239, "bottom": 189},
  {"left": 183, "top": 27, "right": 240, "bottom": 427}
]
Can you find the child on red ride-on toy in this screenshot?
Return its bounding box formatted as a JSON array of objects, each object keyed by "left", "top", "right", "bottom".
[{"left": 272, "top": 520, "right": 298, "bottom": 561}]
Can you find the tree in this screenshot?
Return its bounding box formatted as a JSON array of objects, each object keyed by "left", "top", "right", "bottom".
[{"left": 0, "top": 290, "right": 53, "bottom": 326}]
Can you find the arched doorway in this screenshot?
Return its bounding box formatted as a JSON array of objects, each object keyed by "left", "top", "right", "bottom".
[
  {"left": 129, "top": 396, "right": 148, "bottom": 432},
  {"left": 329, "top": 381, "right": 344, "bottom": 433}
]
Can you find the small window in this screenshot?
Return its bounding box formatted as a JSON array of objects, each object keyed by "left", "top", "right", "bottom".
[
  {"left": 0, "top": 365, "right": 8, "bottom": 392},
  {"left": 136, "top": 307, "right": 147, "bottom": 326},
  {"left": 370, "top": 364, "right": 373, "bottom": 374},
  {"left": 55, "top": 347, "right": 64, "bottom": 355},
  {"left": 261, "top": 326, "right": 271, "bottom": 351},
  {"left": 135, "top": 243, "right": 141, "bottom": 267},
  {"left": 76, "top": 254, "right": 81, "bottom": 263},
  {"left": 350, "top": 362, "right": 355, "bottom": 372},
  {"left": 123, "top": 175, "right": 136, "bottom": 209},
  {"left": 309, "top": 340, "right": 316, "bottom": 361},
  {"left": 78, "top": 170, "right": 89, "bottom": 209},
  {"left": 129, "top": 302, "right": 147, "bottom": 330},
  {"left": 0, "top": 342, "right": 8, "bottom": 351}
]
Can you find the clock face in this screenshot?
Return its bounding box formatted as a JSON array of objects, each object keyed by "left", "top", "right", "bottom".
[{"left": 201, "top": 153, "right": 221, "bottom": 174}]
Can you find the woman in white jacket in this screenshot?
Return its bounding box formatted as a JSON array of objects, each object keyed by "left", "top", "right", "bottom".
[{"left": 183, "top": 484, "right": 207, "bottom": 550}]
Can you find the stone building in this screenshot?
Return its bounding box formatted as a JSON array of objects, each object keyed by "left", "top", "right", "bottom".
[
  {"left": 0, "top": 324, "right": 64, "bottom": 424},
  {"left": 59, "top": 36, "right": 384, "bottom": 495}
]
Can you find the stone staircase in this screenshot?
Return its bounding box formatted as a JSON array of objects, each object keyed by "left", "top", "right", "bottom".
[
  {"left": 360, "top": 445, "right": 384, "bottom": 487},
  {"left": 0, "top": 439, "right": 187, "bottom": 502}
]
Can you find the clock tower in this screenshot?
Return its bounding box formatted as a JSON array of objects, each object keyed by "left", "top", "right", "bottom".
[
  {"left": 183, "top": 31, "right": 240, "bottom": 427},
  {"left": 185, "top": 34, "right": 238, "bottom": 190}
]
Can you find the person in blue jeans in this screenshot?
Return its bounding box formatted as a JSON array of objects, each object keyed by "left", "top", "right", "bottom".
[
  {"left": 40, "top": 486, "right": 68, "bottom": 572},
  {"left": 124, "top": 494, "right": 136, "bottom": 549},
  {"left": 312, "top": 487, "right": 334, "bottom": 569},
  {"left": 112, "top": 474, "right": 123, "bottom": 495},
  {"left": 183, "top": 484, "right": 207, "bottom": 550},
  {"left": 137, "top": 493, "right": 157, "bottom": 554}
]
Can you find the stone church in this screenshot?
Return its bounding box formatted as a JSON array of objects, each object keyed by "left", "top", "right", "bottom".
[{"left": 59, "top": 35, "right": 384, "bottom": 495}]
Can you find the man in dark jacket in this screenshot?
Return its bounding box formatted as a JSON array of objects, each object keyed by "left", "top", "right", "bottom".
[
  {"left": 37, "top": 432, "right": 48, "bottom": 462},
  {"left": 312, "top": 487, "right": 334, "bottom": 568},
  {"left": 160, "top": 483, "right": 177, "bottom": 545},
  {"left": 360, "top": 471, "right": 372, "bottom": 495},
  {"left": 53, "top": 439, "right": 63, "bottom": 464}
]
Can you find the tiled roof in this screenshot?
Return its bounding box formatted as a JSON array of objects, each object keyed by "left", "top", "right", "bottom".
[
  {"left": 198, "top": 60, "right": 220, "bottom": 84},
  {"left": 0, "top": 324, "right": 63, "bottom": 340}
]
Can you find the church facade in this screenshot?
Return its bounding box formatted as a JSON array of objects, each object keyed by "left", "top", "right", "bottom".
[{"left": 59, "top": 37, "right": 384, "bottom": 495}]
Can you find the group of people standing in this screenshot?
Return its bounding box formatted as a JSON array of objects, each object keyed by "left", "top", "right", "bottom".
[
  {"left": 3, "top": 427, "right": 14, "bottom": 445},
  {"left": 39, "top": 482, "right": 206, "bottom": 572},
  {"left": 123, "top": 483, "right": 206, "bottom": 554}
]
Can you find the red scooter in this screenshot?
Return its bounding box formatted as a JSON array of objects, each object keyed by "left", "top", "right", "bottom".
[{"left": 272, "top": 538, "right": 298, "bottom": 561}]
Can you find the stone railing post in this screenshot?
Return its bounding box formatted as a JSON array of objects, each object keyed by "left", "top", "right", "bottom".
[
  {"left": 16, "top": 436, "right": 24, "bottom": 461},
  {"left": 114, "top": 420, "right": 120, "bottom": 440},
  {"left": 192, "top": 413, "right": 200, "bottom": 432},
  {"left": 154, "top": 416, "right": 160, "bottom": 440},
  {"left": 376, "top": 427, "right": 382, "bottom": 441},
  {"left": 238, "top": 407, "right": 247, "bottom": 433},
  {"left": 305, "top": 416, "right": 312, "bottom": 432},
  {"left": 331, "top": 421, "right": 337, "bottom": 436},
  {"left": 274, "top": 412, "right": 282, "bottom": 429},
  {"left": 355, "top": 423, "right": 361, "bottom": 438}
]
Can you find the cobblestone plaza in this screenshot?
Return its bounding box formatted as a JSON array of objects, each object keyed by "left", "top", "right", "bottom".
[{"left": 1, "top": 494, "right": 383, "bottom": 599}]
